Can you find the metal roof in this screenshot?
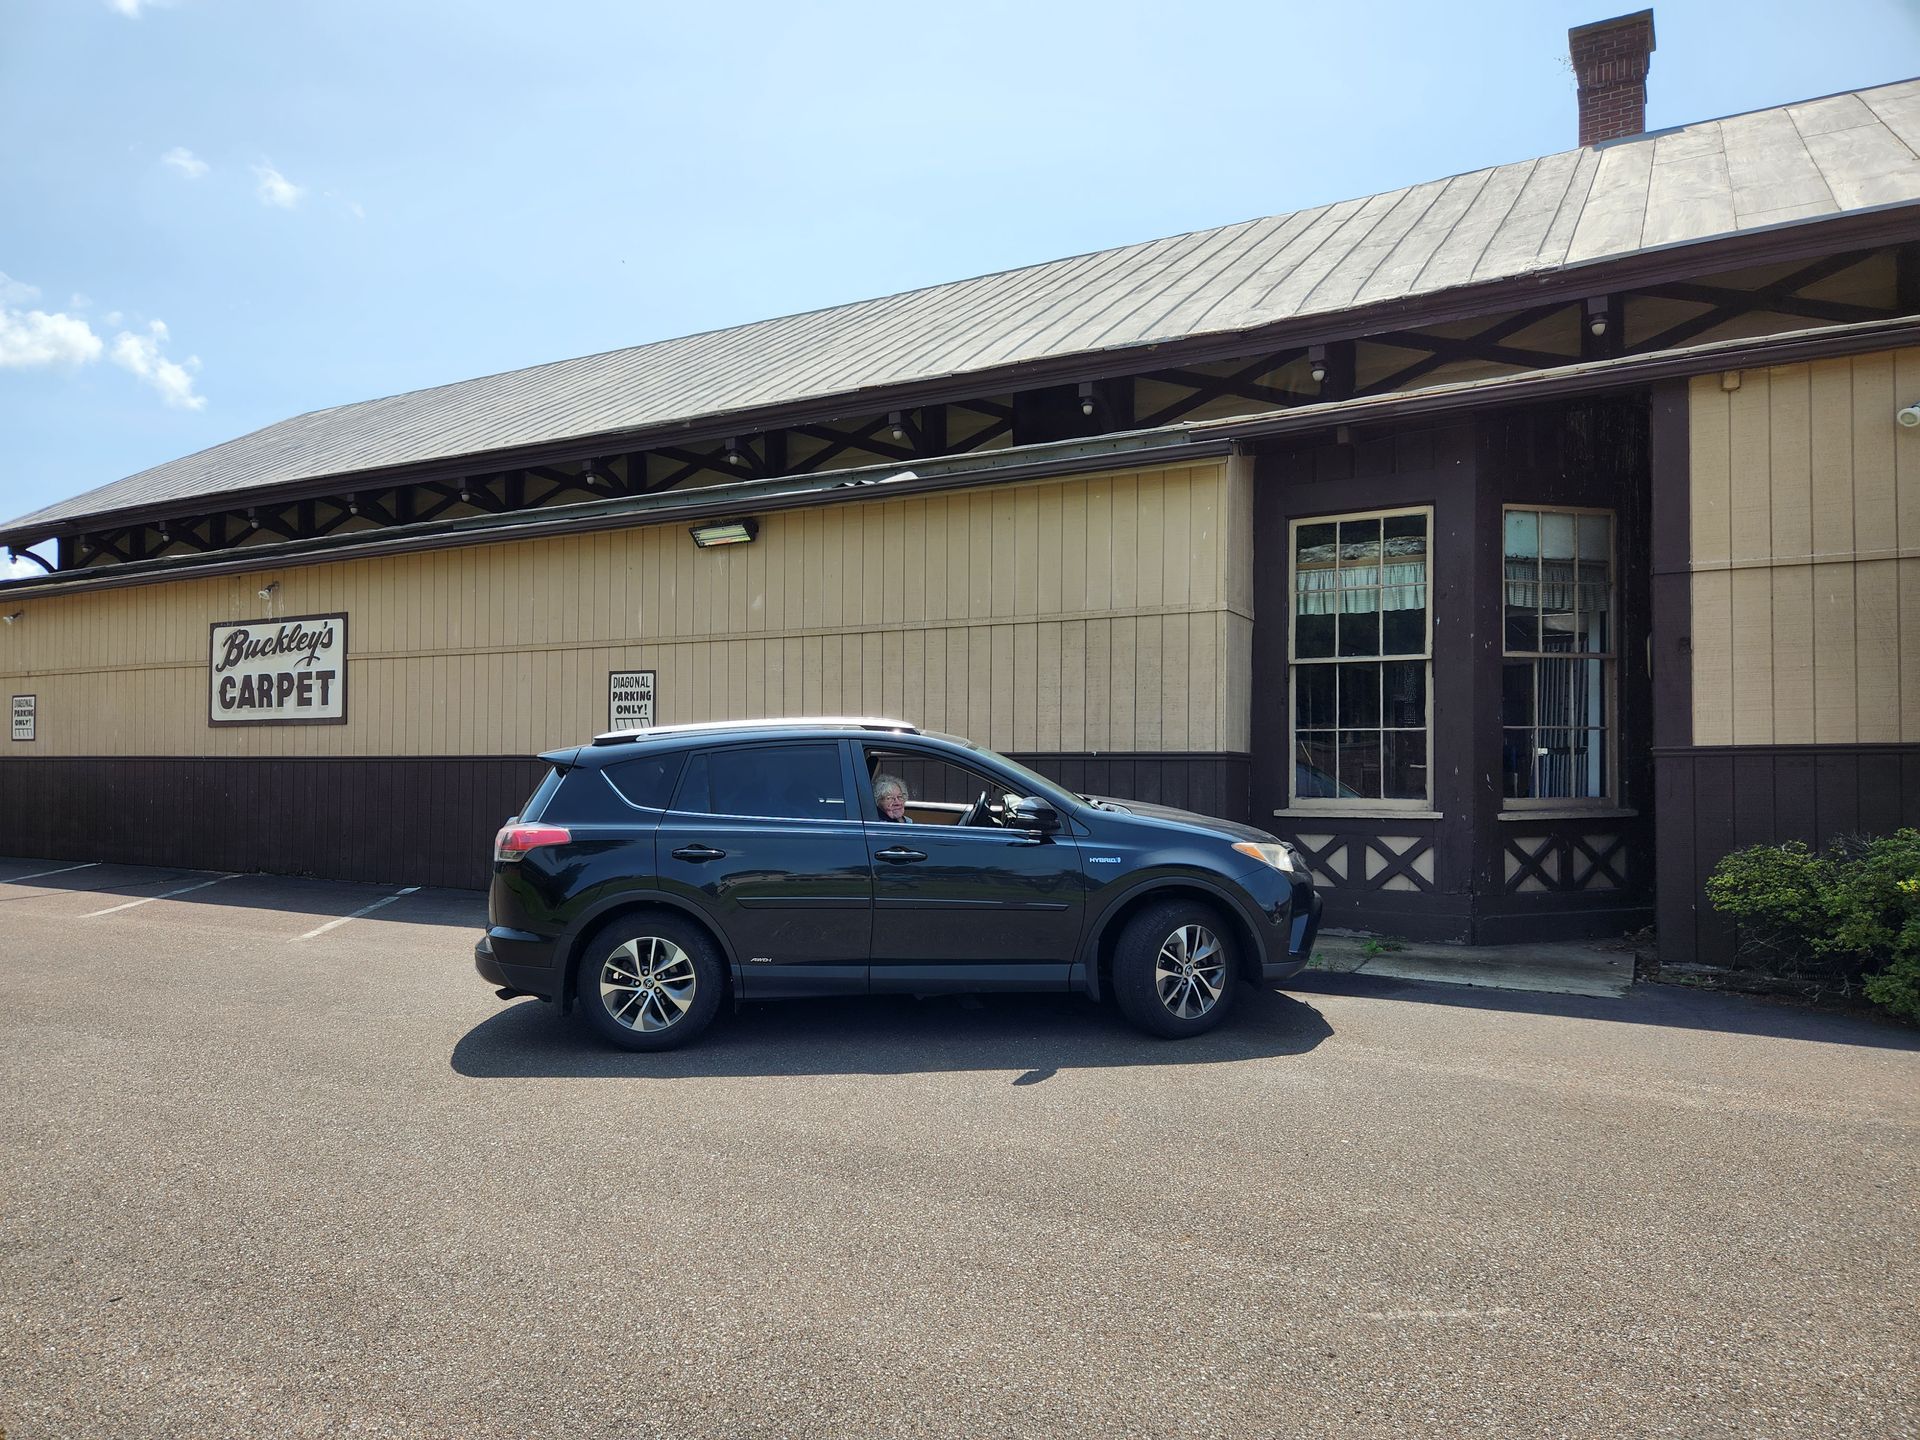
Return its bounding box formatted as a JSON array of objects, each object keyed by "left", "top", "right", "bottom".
[{"left": 9, "top": 77, "right": 1920, "bottom": 539}]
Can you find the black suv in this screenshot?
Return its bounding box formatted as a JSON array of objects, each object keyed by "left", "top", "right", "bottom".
[{"left": 474, "top": 718, "right": 1320, "bottom": 1049}]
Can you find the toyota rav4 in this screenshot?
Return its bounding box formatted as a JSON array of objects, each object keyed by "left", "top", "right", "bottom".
[{"left": 474, "top": 717, "right": 1320, "bottom": 1049}]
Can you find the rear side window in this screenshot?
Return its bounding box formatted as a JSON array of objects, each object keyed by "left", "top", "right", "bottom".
[
  {"left": 519, "top": 767, "right": 564, "bottom": 821},
  {"left": 605, "top": 753, "right": 685, "bottom": 811},
  {"left": 673, "top": 744, "right": 848, "bottom": 821}
]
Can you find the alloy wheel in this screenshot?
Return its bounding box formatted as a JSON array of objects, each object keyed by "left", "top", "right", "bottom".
[
  {"left": 1154, "top": 924, "right": 1225, "bottom": 1019},
  {"left": 599, "top": 936, "right": 697, "bottom": 1032}
]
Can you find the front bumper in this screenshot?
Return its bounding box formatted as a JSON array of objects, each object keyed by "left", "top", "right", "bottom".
[
  {"left": 474, "top": 928, "right": 563, "bottom": 1001},
  {"left": 1264, "top": 885, "right": 1322, "bottom": 983}
]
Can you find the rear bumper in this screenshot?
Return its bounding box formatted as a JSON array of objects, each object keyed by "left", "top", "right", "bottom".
[{"left": 475, "top": 928, "right": 563, "bottom": 1001}]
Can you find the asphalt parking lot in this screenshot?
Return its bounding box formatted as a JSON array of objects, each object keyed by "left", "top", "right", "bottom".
[{"left": 2, "top": 858, "right": 1916, "bottom": 1439}]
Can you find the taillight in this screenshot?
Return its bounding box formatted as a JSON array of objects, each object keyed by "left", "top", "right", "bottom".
[{"left": 494, "top": 823, "right": 572, "bottom": 862}]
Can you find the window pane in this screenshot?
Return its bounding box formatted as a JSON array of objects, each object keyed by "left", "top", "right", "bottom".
[
  {"left": 1383, "top": 512, "right": 1427, "bottom": 556},
  {"left": 1295, "top": 732, "right": 1344, "bottom": 797},
  {"left": 1505, "top": 601, "right": 1540, "bottom": 652},
  {"left": 1382, "top": 585, "right": 1426, "bottom": 654},
  {"left": 1534, "top": 657, "right": 1606, "bottom": 730},
  {"left": 1577, "top": 558, "right": 1610, "bottom": 652},
  {"left": 1578, "top": 729, "right": 1608, "bottom": 799},
  {"left": 1501, "top": 661, "right": 1533, "bottom": 727},
  {"left": 1295, "top": 609, "right": 1335, "bottom": 658},
  {"left": 1503, "top": 510, "right": 1539, "bottom": 560},
  {"left": 1383, "top": 660, "right": 1426, "bottom": 727},
  {"left": 1295, "top": 666, "right": 1335, "bottom": 728},
  {"left": 1337, "top": 730, "right": 1381, "bottom": 798},
  {"left": 671, "top": 752, "right": 710, "bottom": 812},
  {"left": 1577, "top": 512, "right": 1610, "bottom": 563},
  {"left": 1383, "top": 731, "right": 1427, "bottom": 800},
  {"left": 1534, "top": 728, "right": 1575, "bottom": 798},
  {"left": 1541, "top": 511, "right": 1575, "bottom": 560},
  {"left": 1339, "top": 517, "right": 1380, "bottom": 564},
  {"left": 1504, "top": 512, "right": 1539, "bottom": 652},
  {"left": 1295, "top": 522, "right": 1337, "bottom": 562},
  {"left": 1502, "top": 728, "right": 1534, "bottom": 797},
  {"left": 1540, "top": 555, "right": 1576, "bottom": 647},
  {"left": 1337, "top": 604, "right": 1380, "bottom": 658},
  {"left": 605, "top": 753, "right": 685, "bottom": 810},
  {"left": 1338, "top": 664, "right": 1380, "bottom": 728},
  {"left": 699, "top": 744, "right": 848, "bottom": 820}
]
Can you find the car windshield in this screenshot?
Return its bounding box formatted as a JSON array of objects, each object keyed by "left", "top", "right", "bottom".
[{"left": 927, "top": 732, "right": 1081, "bottom": 810}]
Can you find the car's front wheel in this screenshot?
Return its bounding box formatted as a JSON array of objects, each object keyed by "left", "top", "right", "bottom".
[
  {"left": 1111, "top": 899, "right": 1239, "bottom": 1039},
  {"left": 577, "top": 913, "right": 724, "bottom": 1051}
]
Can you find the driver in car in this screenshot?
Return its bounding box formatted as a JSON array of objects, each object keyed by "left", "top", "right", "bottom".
[{"left": 874, "top": 773, "right": 911, "bottom": 823}]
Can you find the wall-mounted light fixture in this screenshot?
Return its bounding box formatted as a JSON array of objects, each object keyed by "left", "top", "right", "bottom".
[
  {"left": 1585, "top": 296, "right": 1610, "bottom": 338},
  {"left": 1077, "top": 381, "right": 1097, "bottom": 418},
  {"left": 1, "top": 611, "right": 22, "bottom": 626},
  {"left": 1898, "top": 403, "right": 1920, "bottom": 429},
  {"left": 689, "top": 518, "right": 759, "bottom": 548},
  {"left": 1308, "top": 345, "right": 1329, "bottom": 385},
  {"left": 258, "top": 581, "right": 279, "bottom": 601},
  {"left": 889, "top": 411, "right": 909, "bottom": 442},
  {"left": 724, "top": 439, "right": 749, "bottom": 468},
  {"left": 247, "top": 508, "right": 260, "bottom": 530}
]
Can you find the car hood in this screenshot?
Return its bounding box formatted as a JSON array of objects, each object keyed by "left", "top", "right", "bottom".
[{"left": 1080, "top": 795, "right": 1280, "bottom": 846}]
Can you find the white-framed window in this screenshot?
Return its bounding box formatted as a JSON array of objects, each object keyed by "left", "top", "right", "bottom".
[
  {"left": 1289, "top": 507, "right": 1432, "bottom": 809},
  {"left": 1501, "top": 506, "right": 1615, "bottom": 806}
]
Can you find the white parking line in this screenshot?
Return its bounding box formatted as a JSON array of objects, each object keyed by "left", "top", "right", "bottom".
[
  {"left": 5, "top": 861, "right": 101, "bottom": 884},
  {"left": 83, "top": 874, "right": 240, "bottom": 918},
  {"left": 292, "top": 886, "right": 421, "bottom": 942}
]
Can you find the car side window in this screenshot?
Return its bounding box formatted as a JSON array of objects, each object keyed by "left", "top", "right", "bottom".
[
  {"left": 671, "top": 744, "right": 849, "bottom": 821},
  {"left": 604, "top": 753, "right": 685, "bottom": 810},
  {"left": 862, "top": 748, "right": 1013, "bottom": 825}
]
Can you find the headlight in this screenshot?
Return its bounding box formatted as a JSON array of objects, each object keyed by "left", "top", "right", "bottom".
[{"left": 1231, "top": 841, "right": 1294, "bottom": 874}]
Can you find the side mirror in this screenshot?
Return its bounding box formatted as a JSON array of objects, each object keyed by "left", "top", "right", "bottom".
[{"left": 1010, "top": 796, "right": 1060, "bottom": 833}]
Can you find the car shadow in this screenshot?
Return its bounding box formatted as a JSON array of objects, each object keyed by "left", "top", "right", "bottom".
[
  {"left": 450, "top": 986, "right": 1334, "bottom": 1081},
  {"left": 1290, "top": 969, "right": 1920, "bottom": 1052}
]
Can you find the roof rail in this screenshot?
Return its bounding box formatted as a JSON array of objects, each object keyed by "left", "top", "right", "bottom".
[{"left": 590, "top": 715, "right": 919, "bottom": 745}]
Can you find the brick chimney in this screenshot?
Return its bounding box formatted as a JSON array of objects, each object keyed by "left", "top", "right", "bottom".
[{"left": 1569, "top": 10, "right": 1656, "bottom": 146}]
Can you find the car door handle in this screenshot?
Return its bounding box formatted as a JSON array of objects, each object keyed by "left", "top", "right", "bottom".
[
  {"left": 671, "top": 844, "right": 727, "bottom": 862},
  {"left": 874, "top": 847, "right": 927, "bottom": 864}
]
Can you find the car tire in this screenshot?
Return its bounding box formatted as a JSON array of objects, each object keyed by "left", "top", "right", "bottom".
[
  {"left": 1111, "top": 899, "right": 1240, "bottom": 1039},
  {"left": 576, "top": 912, "right": 725, "bottom": 1052}
]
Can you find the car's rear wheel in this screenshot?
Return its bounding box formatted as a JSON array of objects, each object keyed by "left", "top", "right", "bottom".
[
  {"left": 1111, "top": 899, "right": 1239, "bottom": 1039},
  {"left": 577, "top": 913, "right": 724, "bottom": 1051}
]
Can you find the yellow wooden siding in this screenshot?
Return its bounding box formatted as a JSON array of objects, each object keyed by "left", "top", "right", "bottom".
[
  {"left": 1689, "top": 350, "right": 1920, "bottom": 745},
  {"left": 0, "top": 460, "right": 1253, "bottom": 759}
]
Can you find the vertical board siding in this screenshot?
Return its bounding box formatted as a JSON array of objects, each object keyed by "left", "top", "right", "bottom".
[
  {"left": 0, "top": 461, "right": 1247, "bottom": 761},
  {"left": 1689, "top": 350, "right": 1920, "bottom": 747}
]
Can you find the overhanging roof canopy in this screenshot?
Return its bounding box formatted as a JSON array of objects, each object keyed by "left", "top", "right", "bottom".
[{"left": 8, "top": 77, "right": 1920, "bottom": 541}]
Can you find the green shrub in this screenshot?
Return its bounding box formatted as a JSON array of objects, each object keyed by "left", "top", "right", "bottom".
[{"left": 1704, "top": 828, "right": 1920, "bottom": 1020}]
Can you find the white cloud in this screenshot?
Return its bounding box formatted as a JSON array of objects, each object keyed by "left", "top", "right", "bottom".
[
  {"left": 0, "top": 305, "right": 104, "bottom": 368},
  {"left": 0, "top": 271, "right": 41, "bottom": 307},
  {"left": 252, "top": 162, "right": 304, "bottom": 209},
  {"left": 161, "top": 146, "right": 209, "bottom": 179},
  {"left": 109, "top": 320, "right": 205, "bottom": 410},
  {"left": 0, "top": 271, "right": 206, "bottom": 408},
  {"left": 108, "top": 0, "right": 172, "bottom": 16}
]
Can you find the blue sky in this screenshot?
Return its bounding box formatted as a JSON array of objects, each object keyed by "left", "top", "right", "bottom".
[{"left": 2, "top": 0, "right": 1916, "bottom": 565}]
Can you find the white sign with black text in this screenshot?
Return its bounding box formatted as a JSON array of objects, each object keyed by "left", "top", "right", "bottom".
[
  {"left": 609, "top": 670, "right": 656, "bottom": 731},
  {"left": 209, "top": 613, "right": 348, "bottom": 726},
  {"left": 11, "top": 694, "right": 34, "bottom": 742}
]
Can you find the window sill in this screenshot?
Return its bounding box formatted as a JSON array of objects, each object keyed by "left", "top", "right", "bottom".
[
  {"left": 1273, "top": 807, "right": 1444, "bottom": 821},
  {"left": 1497, "top": 806, "right": 1638, "bottom": 822}
]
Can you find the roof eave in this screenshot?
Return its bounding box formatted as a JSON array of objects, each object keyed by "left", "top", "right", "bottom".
[{"left": 8, "top": 197, "right": 1920, "bottom": 547}]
